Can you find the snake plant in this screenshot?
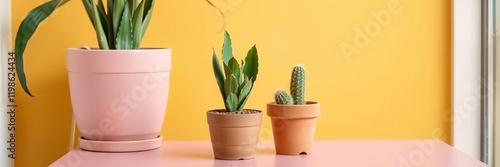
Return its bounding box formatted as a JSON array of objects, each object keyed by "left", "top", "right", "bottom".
[
  {"left": 15, "top": 0, "right": 154, "bottom": 96},
  {"left": 212, "top": 31, "right": 259, "bottom": 113}
]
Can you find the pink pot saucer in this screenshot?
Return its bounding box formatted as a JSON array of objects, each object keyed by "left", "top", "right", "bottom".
[{"left": 78, "top": 135, "right": 163, "bottom": 152}]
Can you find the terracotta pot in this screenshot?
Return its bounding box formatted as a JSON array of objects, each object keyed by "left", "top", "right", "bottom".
[
  {"left": 67, "top": 48, "right": 171, "bottom": 142},
  {"left": 207, "top": 110, "right": 262, "bottom": 160},
  {"left": 267, "top": 101, "right": 320, "bottom": 155}
]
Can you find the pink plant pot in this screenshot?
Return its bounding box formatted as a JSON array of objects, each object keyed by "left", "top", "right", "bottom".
[{"left": 67, "top": 48, "right": 171, "bottom": 142}]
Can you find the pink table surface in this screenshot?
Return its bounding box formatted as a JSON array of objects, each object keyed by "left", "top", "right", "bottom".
[{"left": 50, "top": 140, "right": 488, "bottom": 167}]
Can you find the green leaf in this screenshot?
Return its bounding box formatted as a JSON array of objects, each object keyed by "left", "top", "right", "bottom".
[
  {"left": 238, "top": 80, "right": 252, "bottom": 103},
  {"left": 82, "top": 0, "right": 109, "bottom": 49},
  {"left": 97, "top": 0, "right": 106, "bottom": 16},
  {"left": 107, "top": 0, "right": 115, "bottom": 17},
  {"left": 96, "top": 0, "right": 110, "bottom": 47},
  {"left": 82, "top": 0, "right": 96, "bottom": 26},
  {"left": 212, "top": 49, "right": 226, "bottom": 100},
  {"left": 128, "top": 0, "right": 139, "bottom": 11},
  {"left": 243, "top": 45, "right": 259, "bottom": 83},
  {"left": 106, "top": 0, "right": 115, "bottom": 48},
  {"left": 223, "top": 58, "right": 240, "bottom": 82},
  {"left": 113, "top": 0, "right": 126, "bottom": 39},
  {"left": 142, "top": 0, "right": 154, "bottom": 19},
  {"left": 140, "top": 0, "right": 154, "bottom": 42},
  {"left": 240, "top": 59, "right": 244, "bottom": 70},
  {"left": 224, "top": 74, "right": 238, "bottom": 97},
  {"left": 116, "top": 2, "right": 132, "bottom": 49},
  {"left": 91, "top": 0, "right": 109, "bottom": 49},
  {"left": 222, "top": 30, "right": 233, "bottom": 64},
  {"left": 227, "top": 58, "right": 239, "bottom": 74},
  {"left": 14, "top": 0, "right": 70, "bottom": 96},
  {"left": 132, "top": 0, "right": 145, "bottom": 49},
  {"left": 237, "top": 77, "right": 252, "bottom": 111},
  {"left": 226, "top": 93, "right": 238, "bottom": 112},
  {"left": 134, "top": 0, "right": 140, "bottom": 9}
]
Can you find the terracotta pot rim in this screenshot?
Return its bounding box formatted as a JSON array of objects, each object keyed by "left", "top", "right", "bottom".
[
  {"left": 266, "top": 101, "right": 320, "bottom": 118},
  {"left": 267, "top": 101, "right": 320, "bottom": 107},
  {"left": 267, "top": 101, "right": 319, "bottom": 106},
  {"left": 207, "top": 109, "right": 263, "bottom": 127},
  {"left": 207, "top": 109, "right": 262, "bottom": 115}
]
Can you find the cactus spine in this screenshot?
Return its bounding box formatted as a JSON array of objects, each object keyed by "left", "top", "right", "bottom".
[
  {"left": 275, "top": 89, "right": 293, "bottom": 105},
  {"left": 290, "top": 65, "right": 305, "bottom": 105},
  {"left": 274, "top": 65, "right": 306, "bottom": 105}
]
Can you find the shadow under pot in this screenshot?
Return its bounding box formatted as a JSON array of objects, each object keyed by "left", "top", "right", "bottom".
[{"left": 266, "top": 101, "right": 320, "bottom": 155}]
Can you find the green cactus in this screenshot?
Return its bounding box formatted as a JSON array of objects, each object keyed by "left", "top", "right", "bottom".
[
  {"left": 290, "top": 65, "right": 306, "bottom": 105},
  {"left": 274, "top": 65, "right": 307, "bottom": 106},
  {"left": 275, "top": 89, "right": 293, "bottom": 105}
]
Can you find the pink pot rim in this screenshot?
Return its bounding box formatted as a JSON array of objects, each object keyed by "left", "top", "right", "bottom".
[{"left": 67, "top": 48, "right": 172, "bottom": 73}]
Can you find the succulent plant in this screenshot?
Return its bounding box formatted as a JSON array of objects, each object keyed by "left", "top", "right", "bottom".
[
  {"left": 275, "top": 65, "right": 306, "bottom": 105},
  {"left": 212, "top": 31, "right": 259, "bottom": 113}
]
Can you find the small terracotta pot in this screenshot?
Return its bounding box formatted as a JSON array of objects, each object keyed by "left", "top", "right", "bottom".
[
  {"left": 207, "top": 110, "right": 262, "bottom": 160},
  {"left": 267, "top": 101, "right": 320, "bottom": 155}
]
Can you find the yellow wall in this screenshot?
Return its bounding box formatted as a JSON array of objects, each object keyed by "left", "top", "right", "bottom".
[{"left": 12, "top": 0, "right": 451, "bottom": 166}]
